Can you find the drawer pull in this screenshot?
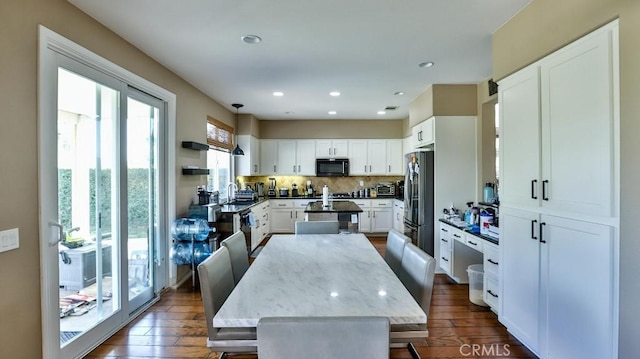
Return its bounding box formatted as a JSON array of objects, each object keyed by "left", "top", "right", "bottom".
[
  {"left": 487, "top": 258, "right": 499, "bottom": 265},
  {"left": 468, "top": 240, "right": 478, "bottom": 246},
  {"left": 441, "top": 257, "right": 449, "bottom": 262},
  {"left": 453, "top": 234, "right": 461, "bottom": 238},
  {"left": 441, "top": 228, "right": 448, "bottom": 232},
  {"left": 441, "top": 238, "right": 448, "bottom": 243},
  {"left": 487, "top": 290, "right": 499, "bottom": 298}
]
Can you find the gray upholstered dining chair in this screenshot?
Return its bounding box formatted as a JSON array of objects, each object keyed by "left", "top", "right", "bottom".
[
  {"left": 384, "top": 228, "right": 410, "bottom": 276},
  {"left": 220, "top": 230, "right": 250, "bottom": 285},
  {"left": 197, "top": 246, "right": 256, "bottom": 356},
  {"left": 257, "top": 316, "right": 390, "bottom": 359},
  {"left": 391, "top": 242, "right": 436, "bottom": 358},
  {"left": 294, "top": 220, "right": 340, "bottom": 234}
]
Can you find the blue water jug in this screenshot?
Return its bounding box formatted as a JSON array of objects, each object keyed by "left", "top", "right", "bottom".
[
  {"left": 171, "top": 218, "right": 211, "bottom": 241},
  {"left": 483, "top": 182, "right": 495, "bottom": 203}
]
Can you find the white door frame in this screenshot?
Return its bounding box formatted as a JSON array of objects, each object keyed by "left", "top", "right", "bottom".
[{"left": 38, "top": 26, "right": 176, "bottom": 358}]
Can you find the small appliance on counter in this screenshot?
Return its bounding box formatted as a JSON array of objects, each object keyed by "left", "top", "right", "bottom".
[
  {"left": 396, "top": 180, "right": 405, "bottom": 198},
  {"left": 268, "top": 177, "right": 277, "bottom": 197},
  {"left": 255, "top": 182, "right": 265, "bottom": 197},
  {"left": 291, "top": 183, "right": 299, "bottom": 197},
  {"left": 279, "top": 188, "right": 290, "bottom": 197},
  {"left": 375, "top": 182, "right": 396, "bottom": 197},
  {"left": 306, "top": 180, "right": 314, "bottom": 196},
  {"left": 235, "top": 189, "right": 258, "bottom": 202}
]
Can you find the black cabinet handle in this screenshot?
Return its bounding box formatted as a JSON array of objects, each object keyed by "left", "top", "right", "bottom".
[
  {"left": 487, "top": 290, "right": 499, "bottom": 298},
  {"left": 453, "top": 234, "right": 461, "bottom": 238},
  {"left": 488, "top": 259, "right": 499, "bottom": 265},
  {"left": 531, "top": 219, "right": 538, "bottom": 240},
  {"left": 441, "top": 228, "right": 448, "bottom": 232},
  {"left": 542, "top": 180, "right": 549, "bottom": 201},
  {"left": 441, "top": 238, "right": 448, "bottom": 243},
  {"left": 540, "top": 222, "right": 547, "bottom": 243},
  {"left": 441, "top": 257, "right": 449, "bottom": 262},
  {"left": 468, "top": 240, "right": 478, "bottom": 246},
  {"left": 531, "top": 179, "right": 538, "bottom": 199}
]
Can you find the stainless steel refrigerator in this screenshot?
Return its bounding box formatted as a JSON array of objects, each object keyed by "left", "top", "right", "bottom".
[{"left": 403, "top": 151, "right": 435, "bottom": 257}]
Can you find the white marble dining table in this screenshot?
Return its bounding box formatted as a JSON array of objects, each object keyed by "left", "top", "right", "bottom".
[{"left": 213, "top": 233, "right": 426, "bottom": 328}]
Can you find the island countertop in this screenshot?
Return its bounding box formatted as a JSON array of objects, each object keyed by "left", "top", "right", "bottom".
[{"left": 304, "top": 200, "right": 363, "bottom": 213}]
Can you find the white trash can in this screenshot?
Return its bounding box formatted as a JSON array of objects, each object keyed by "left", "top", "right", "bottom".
[{"left": 467, "top": 264, "right": 488, "bottom": 306}]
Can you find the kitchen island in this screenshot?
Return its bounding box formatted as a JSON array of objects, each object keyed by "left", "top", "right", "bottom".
[{"left": 304, "top": 200, "right": 363, "bottom": 233}]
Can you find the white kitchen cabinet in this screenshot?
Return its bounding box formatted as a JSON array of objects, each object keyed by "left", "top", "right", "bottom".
[
  {"left": 277, "top": 140, "right": 297, "bottom": 175},
  {"left": 352, "top": 199, "right": 371, "bottom": 233},
  {"left": 316, "top": 139, "right": 348, "bottom": 158},
  {"left": 499, "top": 24, "right": 617, "bottom": 217},
  {"left": 411, "top": 118, "right": 434, "bottom": 149},
  {"left": 235, "top": 135, "right": 260, "bottom": 175},
  {"left": 539, "top": 215, "right": 615, "bottom": 359},
  {"left": 498, "top": 65, "right": 541, "bottom": 210},
  {"left": 385, "top": 139, "right": 403, "bottom": 175},
  {"left": 293, "top": 198, "right": 314, "bottom": 224},
  {"left": 500, "top": 207, "right": 615, "bottom": 358},
  {"left": 294, "top": 140, "right": 316, "bottom": 175},
  {"left": 349, "top": 140, "right": 400, "bottom": 176},
  {"left": 370, "top": 199, "right": 393, "bottom": 233},
  {"left": 250, "top": 204, "right": 264, "bottom": 251},
  {"left": 498, "top": 22, "right": 619, "bottom": 359},
  {"left": 392, "top": 199, "right": 404, "bottom": 232},
  {"left": 259, "top": 140, "right": 278, "bottom": 175},
  {"left": 482, "top": 240, "right": 499, "bottom": 313},
  {"left": 438, "top": 222, "right": 483, "bottom": 284},
  {"left": 262, "top": 140, "right": 316, "bottom": 175},
  {"left": 269, "top": 200, "right": 294, "bottom": 233}
]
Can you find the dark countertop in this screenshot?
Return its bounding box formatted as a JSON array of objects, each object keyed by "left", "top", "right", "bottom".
[
  {"left": 304, "top": 200, "right": 363, "bottom": 213},
  {"left": 219, "top": 198, "right": 269, "bottom": 213},
  {"left": 438, "top": 218, "right": 499, "bottom": 245}
]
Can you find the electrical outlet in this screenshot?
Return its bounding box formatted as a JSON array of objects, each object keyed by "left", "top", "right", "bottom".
[
  {"left": 359, "top": 180, "right": 364, "bottom": 187},
  {"left": 0, "top": 228, "right": 19, "bottom": 253}
]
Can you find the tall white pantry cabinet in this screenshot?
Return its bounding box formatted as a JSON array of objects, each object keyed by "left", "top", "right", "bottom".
[{"left": 498, "top": 21, "right": 619, "bottom": 359}]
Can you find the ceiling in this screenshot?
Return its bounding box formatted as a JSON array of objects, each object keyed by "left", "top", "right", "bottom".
[{"left": 68, "top": 0, "right": 530, "bottom": 120}]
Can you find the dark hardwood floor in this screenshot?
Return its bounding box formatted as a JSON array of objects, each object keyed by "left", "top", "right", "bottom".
[{"left": 86, "top": 237, "right": 536, "bottom": 358}]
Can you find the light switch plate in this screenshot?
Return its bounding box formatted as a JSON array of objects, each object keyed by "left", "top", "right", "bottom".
[{"left": 0, "top": 228, "right": 19, "bottom": 253}]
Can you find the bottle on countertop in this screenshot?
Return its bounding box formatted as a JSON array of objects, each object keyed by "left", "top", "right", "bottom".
[
  {"left": 464, "top": 202, "right": 473, "bottom": 224},
  {"left": 483, "top": 182, "right": 495, "bottom": 203}
]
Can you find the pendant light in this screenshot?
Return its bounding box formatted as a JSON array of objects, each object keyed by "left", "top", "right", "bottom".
[{"left": 231, "top": 103, "right": 245, "bottom": 156}]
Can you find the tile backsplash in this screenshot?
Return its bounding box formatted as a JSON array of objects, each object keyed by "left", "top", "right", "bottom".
[{"left": 237, "top": 175, "right": 403, "bottom": 195}]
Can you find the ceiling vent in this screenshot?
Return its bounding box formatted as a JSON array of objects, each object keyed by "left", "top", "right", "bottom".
[{"left": 384, "top": 106, "right": 399, "bottom": 111}]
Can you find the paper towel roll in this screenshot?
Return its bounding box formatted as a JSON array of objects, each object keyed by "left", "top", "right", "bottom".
[{"left": 322, "top": 185, "right": 329, "bottom": 207}]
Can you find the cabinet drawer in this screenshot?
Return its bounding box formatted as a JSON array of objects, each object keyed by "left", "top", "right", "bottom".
[
  {"left": 484, "top": 274, "right": 499, "bottom": 309},
  {"left": 451, "top": 230, "right": 465, "bottom": 243},
  {"left": 439, "top": 250, "right": 452, "bottom": 273},
  {"left": 483, "top": 242, "right": 499, "bottom": 277},
  {"left": 370, "top": 199, "right": 392, "bottom": 207},
  {"left": 353, "top": 200, "right": 371, "bottom": 208},
  {"left": 270, "top": 200, "right": 293, "bottom": 208},
  {"left": 465, "top": 236, "right": 483, "bottom": 253},
  {"left": 293, "top": 199, "right": 314, "bottom": 208}
]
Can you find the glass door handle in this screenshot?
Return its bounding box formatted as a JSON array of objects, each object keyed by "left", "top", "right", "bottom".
[{"left": 49, "top": 221, "right": 64, "bottom": 246}]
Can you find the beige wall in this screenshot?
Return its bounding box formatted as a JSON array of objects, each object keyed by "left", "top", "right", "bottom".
[
  {"left": 409, "top": 84, "right": 478, "bottom": 127},
  {"left": 259, "top": 119, "right": 404, "bottom": 139},
  {"left": 493, "top": 0, "right": 640, "bottom": 356},
  {"left": 0, "top": 0, "right": 233, "bottom": 357}
]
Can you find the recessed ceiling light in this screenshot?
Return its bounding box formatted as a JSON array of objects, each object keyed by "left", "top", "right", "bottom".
[
  {"left": 329, "top": 91, "right": 341, "bottom": 97},
  {"left": 377, "top": 111, "right": 386, "bottom": 115},
  {"left": 328, "top": 111, "right": 337, "bottom": 115},
  {"left": 394, "top": 91, "right": 405, "bottom": 96},
  {"left": 273, "top": 91, "right": 284, "bottom": 97},
  {"left": 241, "top": 35, "right": 262, "bottom": 44},
  {"left": 418, "top": 61, "right": 435, "bottom": 68}
]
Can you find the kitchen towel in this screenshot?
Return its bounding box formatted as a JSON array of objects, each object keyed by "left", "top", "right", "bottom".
[{"left": 322, "top": 185, "right": 329, "bottom": 207}]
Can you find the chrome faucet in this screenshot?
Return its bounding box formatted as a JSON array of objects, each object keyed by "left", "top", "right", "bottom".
[{"left": 227, "top": 182, "right": 238, "bottom": 203}]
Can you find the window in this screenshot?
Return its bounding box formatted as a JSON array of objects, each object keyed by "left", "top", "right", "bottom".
[{"left": 206, "top": 116, "right": 234, "bottom": 201}]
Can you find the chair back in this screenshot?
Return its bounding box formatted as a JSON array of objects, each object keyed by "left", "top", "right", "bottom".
[
  {"left": 384, "top": 228, "right": 410, "bottom": 276},
  {"left": 197, "top": 246, "right": 235, "bottom": 341},
  {"left": 221, "top": 231, "right": 250, "bottom": 285},
  {"left": 399, "top": 242, "right": 436, "bottom": 314},
  {"left": 294, "top": 220, "right": 340, "bottom": 234},
  {"left": 257, "top": 316, "right": 389, "bottom": 359}
]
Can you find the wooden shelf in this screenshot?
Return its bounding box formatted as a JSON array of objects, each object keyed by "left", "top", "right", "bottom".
[
  {"left": 182, "top": 168, "right": 210, "bottom": 175},
  {"left": 181, "top": 141, "right": 209, "bottom": 151}
]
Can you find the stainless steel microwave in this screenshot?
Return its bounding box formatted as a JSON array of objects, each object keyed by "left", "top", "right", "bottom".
[{"left": 316, "top": 158, "right": 349, "bottom": 177}]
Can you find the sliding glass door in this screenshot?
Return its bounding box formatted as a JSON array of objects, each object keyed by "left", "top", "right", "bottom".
[{"left": 39, "top": 29, "right": 172, "bottom": 358}]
